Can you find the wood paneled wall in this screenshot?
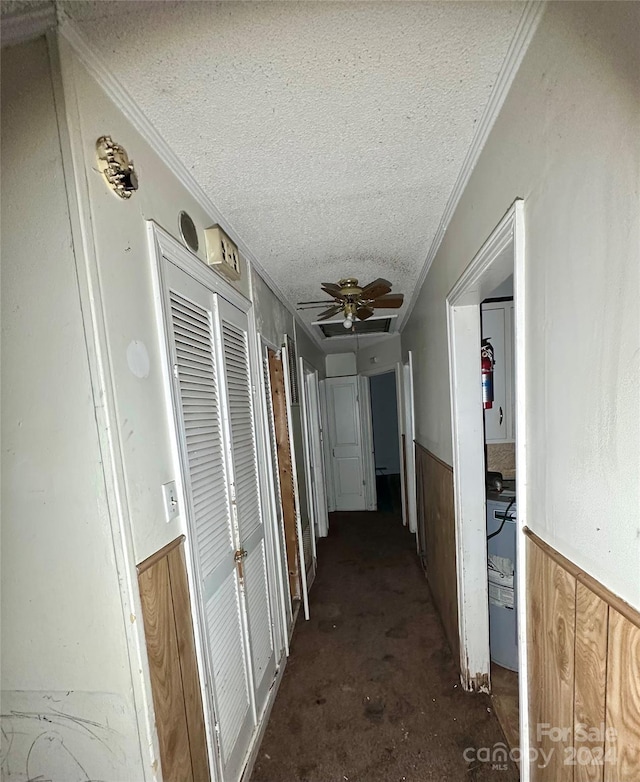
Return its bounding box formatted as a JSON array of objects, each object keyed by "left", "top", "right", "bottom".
[
  {"left": 415, "top": 443, "right": 459, "bottom": 665},
  {"left": 527, "top": 530, "right": 640, "bottom": 782},
  {"left": 138, "top": 537, "right": 210, "bottom": 782}
]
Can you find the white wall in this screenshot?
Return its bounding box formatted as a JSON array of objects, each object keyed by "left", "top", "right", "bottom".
[
  {"left": 326, "top": 352, "right": 357, "bottom": 377},
  {"left": 1, "top": 29, "right": 333, "bottom": 778},
  {"left": 59, "top": 37, "right": 238, "bottom": 564},
  {"left": 1, "top": 37, "right": 144, "bottom": 779},
  {"left": 369, "top": 372, "right": 401, "bottom": 474},
  {"left": 356, "top": 334, "right": 401, "bottom": 374},
  {"left": 402, "top": 2, "right": 640, "bottom": 607},
  {"left": 58, "top": 37, "right": 322, "bottom": 565},
  {"left": 294, "top": 320, "right": 326, "bottom": 378},
  {"left": 251, "top": 266, "right": 294, "bottom": 348}
]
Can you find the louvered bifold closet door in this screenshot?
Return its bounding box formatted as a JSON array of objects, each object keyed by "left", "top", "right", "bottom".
[
  {"left": 164, "top": 263, "right": 253, "bottom": 782},
  {"left": 217, "top": 297, "right": 276, "bottom": 720}
]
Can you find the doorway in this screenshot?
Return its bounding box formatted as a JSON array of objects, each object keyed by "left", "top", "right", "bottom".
[
  {"left": 368, "top": 371, "right": 402, "bottom": 514},
  {"left": 324, "top": 375, "right": 370, "bottom": 511},
  {"left": 446, "top": 201, "right": 530, "bottom": 773}
]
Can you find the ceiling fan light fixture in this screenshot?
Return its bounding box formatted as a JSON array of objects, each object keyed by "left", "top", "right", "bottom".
[{"left": 342, "top": 302, "right": 356, "bottom": 328}]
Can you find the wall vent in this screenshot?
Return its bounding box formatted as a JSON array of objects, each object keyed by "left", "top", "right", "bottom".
[{"left": 318, "top": 318, "right": 392, "bottom": 339}]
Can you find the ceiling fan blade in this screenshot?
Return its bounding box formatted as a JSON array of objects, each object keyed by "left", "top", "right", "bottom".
[
  {"left": 360, "top": 278, "right": 392, "bottom": 300},
  {"left": 370, "top": 293, "right": 404, "bottom": 308},
  {"left": 297, "top": 299, "right": 337, "bottom": 307},
  {"left": 356, "top": 306, "right": 375, "bottom": 320},
  {"left": 317, "top": 305, "right": 343, "bottom": 321},
  {"left": 321, "top": 282, "right": 342, "bottom": 296}
]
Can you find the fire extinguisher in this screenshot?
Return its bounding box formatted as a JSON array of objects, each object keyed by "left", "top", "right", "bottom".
[{"left": 481, "top": 338, "right": 495, "bottom": 410}]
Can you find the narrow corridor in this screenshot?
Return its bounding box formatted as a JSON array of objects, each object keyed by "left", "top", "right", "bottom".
[{"left": 251, "top": 512, "right": 518, "bottom": 782}]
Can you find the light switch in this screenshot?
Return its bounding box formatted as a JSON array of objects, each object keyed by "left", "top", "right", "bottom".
[{"left": 161, "top": 481, "right": 179, "bottom": 522}]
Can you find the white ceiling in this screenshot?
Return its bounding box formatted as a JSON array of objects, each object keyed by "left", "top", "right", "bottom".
[{"left": 62, "top": 1, "right": 523, "bottom": 350}]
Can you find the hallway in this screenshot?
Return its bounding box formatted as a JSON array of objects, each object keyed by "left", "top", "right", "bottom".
[{"left": 251, "top": 512, "right": 518, "bottom": 782}]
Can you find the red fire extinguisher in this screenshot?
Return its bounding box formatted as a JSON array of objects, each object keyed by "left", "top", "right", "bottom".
[{"left": 481, "top": 339, "right": 495, "bottom": 410}]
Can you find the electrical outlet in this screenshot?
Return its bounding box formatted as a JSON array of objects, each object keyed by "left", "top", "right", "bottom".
[{"left": 161, "top": 481, "right": 179, "bottom": 522}]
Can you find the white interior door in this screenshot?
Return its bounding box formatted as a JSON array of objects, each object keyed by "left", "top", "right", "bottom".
[
  {"left": 319, "top": 379, "right": 335, "bottom": 513},
  {"left": 217, "top": 298, "right": 277, "bottom": 720},
  {"left": 300, "top": 359, "right": 328, "bottom": 539},
  {"left": 281, "top": 338, "right": 311, "bottom": 620},
  {"left": 326, "top": 376, "right": 367, "bottom": 511},
  {"left": 260, "top": 343, "right": 292, "bottom": 644},
  {"left": 163, "top": 261, "right": 275, "bottom": 781}
]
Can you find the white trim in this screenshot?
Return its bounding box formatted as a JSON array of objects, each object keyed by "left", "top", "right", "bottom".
[
  {"left": 56, "top": 17, "right": 326, "bottom": 353},
  {"left": 403, "top": 353, "right": 418, "bottom": 536},
  {"left": 400, "top": 0, "right": 545, "bottom": 329},
  {"left": 256, "top": 335, "right": 292, "bottom": 653},
  {"left": 298, "top": 357, "right": 319, "bottom": 562},
  {"left": 446, "top": 198, "right": 521, "bottom": 678},
  {"left": 299, "top": 359, "right": 329, "bottom": 539},
  {"left": 394, "top": 363, "right": 408, "bottom": 526},
  {"left": 445, "top": 200, "right": 528, "bottom": 780},
  {"left": 248, "top": 320, "right": 290, "bottom": 663},
  {"left": 513, "top": 200, "right": 530, "bottom": 782},
  {"left": 318, "top": 379, "right": 335, "bottom": 514},
  {"left": 281, "top": 338, "right": 310, "bottom": 621},
  {"left": 359, "top": 375, "right": 377, "bottom": 512},
  {"left": 0, "top": 4, "right": 57, "bottom": 48},
  {"left": 447, "top": 302, "right": 489, "bottom": 688}
]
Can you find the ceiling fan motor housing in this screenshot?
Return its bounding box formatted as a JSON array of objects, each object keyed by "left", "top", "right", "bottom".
[{"left": 337, "top": 278, "right": 362, "bottom": 298}]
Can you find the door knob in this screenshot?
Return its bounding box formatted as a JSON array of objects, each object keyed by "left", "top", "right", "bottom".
[{"left": 499, "top": 407, "right": 503, "bottom": 426}]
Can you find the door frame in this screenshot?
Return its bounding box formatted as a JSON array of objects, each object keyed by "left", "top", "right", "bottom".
[
  {"left": 255, "top": 335, "right": 293, "bottom": 654},
  {"left": 149, "top": 221, "right": 251, "bottom": 781},
  {"left": 148, "top": 222, "right": 288, "bottom": 780},
  {"left": 281, "top": 336, "right": 312, "bottom": 620},
  {"left": 358, "top": 375, "right": 377, "bottom": 511},
  {"left": 324, "top": 375, "right": 370, "bottom": 512},
  {"left": 299, "top": 359, "right": 329, "bottom": 538},
  {"left": 446, "top": 200, "right": 529, "bottom": 773},
  {"left": 403, "top": 352, "right": 418, "bottom": 537},
  {"left": 358, "top": 364, "right": 405, "bottom": 522},
  {"left": 318, "top": 379, "right": 335, "bottom": 513}
]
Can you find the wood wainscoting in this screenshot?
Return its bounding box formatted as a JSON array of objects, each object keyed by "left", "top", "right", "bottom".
[
  {"left": 415, "top": 442, "right": 459, "bottom": 666},
  {"left": 138, "top": 536, "right": 210, "bottom": 782},
  {"left": 526, "top": 529, "right": 640, "bottom": 781}
]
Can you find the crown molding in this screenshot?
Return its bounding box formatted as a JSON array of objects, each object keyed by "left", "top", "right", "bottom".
[
  {"left": 56, "top": 15, "right": 325, "bottom": 351},
  {"left": 398, "top": 0, "right": 546, "bottom": 331},
  {"left": 1, "top": 2, "right": 56, "bottom": 48}
]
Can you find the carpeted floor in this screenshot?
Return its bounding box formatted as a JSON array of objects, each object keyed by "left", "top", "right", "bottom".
[{"left": 251, "top": 511, "right": 519, "bottom": 782}]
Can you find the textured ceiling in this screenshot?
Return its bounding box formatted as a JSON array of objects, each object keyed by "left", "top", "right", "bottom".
[{"left": 62, "top": 1, "right": 522, "bottom": 349}]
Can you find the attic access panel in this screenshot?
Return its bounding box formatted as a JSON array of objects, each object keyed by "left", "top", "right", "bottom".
[{"left": 318, "top": 317, "right": 392, "bottom": 338}]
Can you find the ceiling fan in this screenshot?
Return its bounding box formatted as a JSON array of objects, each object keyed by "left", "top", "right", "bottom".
[{"left": 297, "top": 277, "right": 404, "bottom": 330}]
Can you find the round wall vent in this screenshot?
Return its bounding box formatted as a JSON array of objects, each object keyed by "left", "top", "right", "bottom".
[{"left": 179, "top": 211, "right": 199, "bottom": 253}]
